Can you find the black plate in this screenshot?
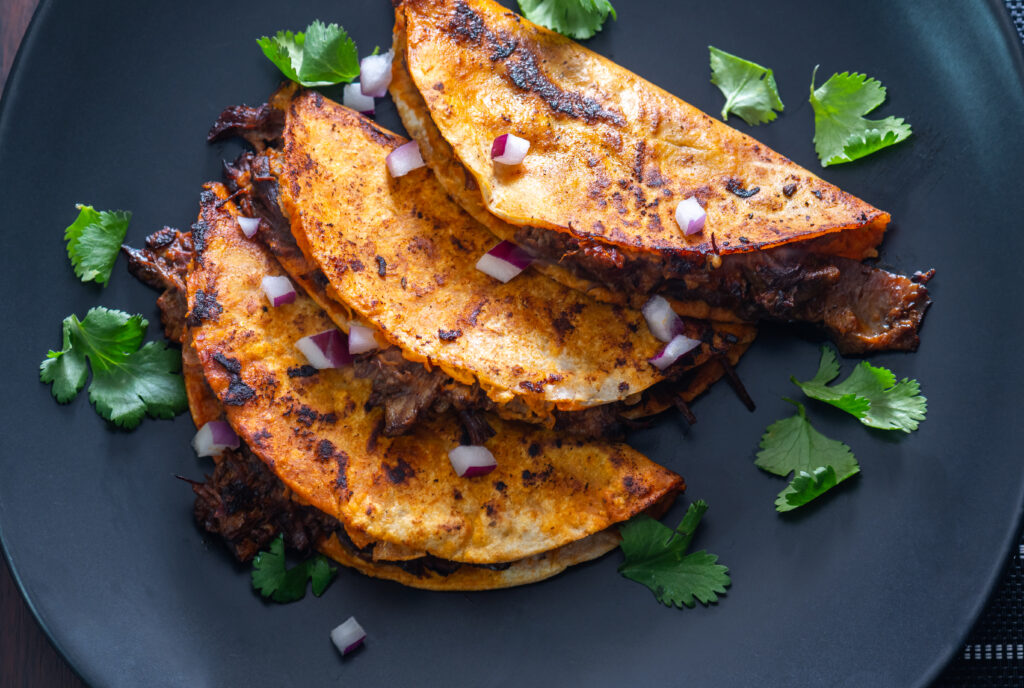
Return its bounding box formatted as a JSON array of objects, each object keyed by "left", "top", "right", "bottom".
[{"left": 2, "top": 1, "right": 1023, "bottom": 686}]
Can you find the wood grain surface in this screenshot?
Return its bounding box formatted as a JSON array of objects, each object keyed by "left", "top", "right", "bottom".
[{"left": 2, "top": 5, "right": 87, "bottom": 687}]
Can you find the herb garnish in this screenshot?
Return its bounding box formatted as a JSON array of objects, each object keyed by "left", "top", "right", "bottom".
[
  {"left": 65, "top": 204, "right": 131, "bottom": 287},
  {"left": 809, "top": 67, "right": 912, "bottom": 166},
  {"left": 257, "top": 21, "right": 360, "bottom": 87},
  {"left": 618, "top": 500, "right": 730, "bottom": 608},
  {"left": 39, "top": 307, "right": 187, "bottom": 429},
  {"left": 251, "top": 534, "right": 338, "bottom": 603},
  {"left": 756, "top": 400, "right": 860, "bottom": 513},
  {"left": 793, "top": 346, "right": 927, "bottom": 432},
  {"left": 517, "top": 0, "right": 616, "bottom": 40},
  {"left": 709, "top": 46, "right": 784, "bottom": 126}
]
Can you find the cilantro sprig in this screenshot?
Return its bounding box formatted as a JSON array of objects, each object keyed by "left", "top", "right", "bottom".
[
  {"left": 257, "top": 21, "right": 360, "bottom": 87},
  {"left": 793, "top": 346, "right": 927, "bottom": 432},
  {"left": 618, "top": 500, "right": 730, "bottom": 608},
  {"left": 65, "top": 204, "right": 131, "bottom": 287},
  {"left": 709, "top": 46, "right": 784, "bottom": 126},
  {"left": 251, "top": 535, "right": 338, "bottom": 603},
  {"left": 756, "top": 400, "right": 860, "bottom": 513},
  {"left": 518, "top": 0, "right": 616, "bottom": 40},
  {"left": 809, "top": 67, "right": 912, "bottom": 166},
  {"left": 39, "top": 307, "right": 187, "bottom": 429}
]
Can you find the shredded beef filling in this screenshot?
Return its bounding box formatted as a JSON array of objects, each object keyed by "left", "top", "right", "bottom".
[
  {"left": 514, "top": 226, "right": 931, "bottom": 355},
  {"left": 122, "top": 228, "right": 194, "bottom": 343},
  {"left": 190, "top": 446, "right": 338, "bottom": 562}
]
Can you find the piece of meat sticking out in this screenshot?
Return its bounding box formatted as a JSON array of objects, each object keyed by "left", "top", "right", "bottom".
[
  {"left": 122, "top": 227, "right": 193, "bottom": 343},
  {"left": 514, "top": 227, "right": 931, "bottom": 356},
  {"left": 185, "top": 446, "right": 340, "bottom": 562}
]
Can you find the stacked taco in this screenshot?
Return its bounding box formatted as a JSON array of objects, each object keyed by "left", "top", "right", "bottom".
[{"left": 126, "top": 0, "right": 928, "bottom": 591}]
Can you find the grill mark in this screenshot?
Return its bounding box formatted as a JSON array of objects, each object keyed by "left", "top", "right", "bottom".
[
  {"left": 504, "top": 50, "right": 625, "bottom": 125},
  {"left": 187, "top": 289, "right": 223, "bottom": 326}
]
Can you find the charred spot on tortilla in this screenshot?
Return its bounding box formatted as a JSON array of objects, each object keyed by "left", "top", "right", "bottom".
[
  {"left": 190, "top": 220, "right": 209, "bottom": 259},
  {"left": 385, "top": 459, "right": 416, "bottom": 485},
  {"left": 287, "top": 365, "right": 319, "bottom": 378},
  {"left": 213, "top": 352, "right": 255, "bottom": 406},
  {"left": 438, "top": 328, "right": 462, "bottom": 341},
  {"left": 186, "top": 289, "right": 222, "bottom": 326}
]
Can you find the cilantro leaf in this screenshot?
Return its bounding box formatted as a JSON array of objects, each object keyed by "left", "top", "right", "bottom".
[
  {"left": 709, "top": 46, "right": 784, "bottom": 126},
  {"left": 618, "top": 500, "right": 730, "bottom": 609},
  {"left": 251, "top": 535, "right": 338, "bottom": 603},
  {"left": 39, "top": 307, "right": 187, "bottom": 429},
  {"left": 775, "top": 465, "right": 856, "bottom": 513},
  {"left": 809, "top": 67, "right": 912, "bottom": 166},
  {"left": 64, "top": 204, "right": 131, "bottom": 286},
  {"left": 793, "top": 346, "right": 927, "bottom": 432},
  {"left": 755, "top": 401, "right": 859, "bottom": 512},
  {"left": 518, "top": 0, "right": 616, "bottom": 40},
  {"left": 257, "top": 21, "right": 359, "bottom": 87}
]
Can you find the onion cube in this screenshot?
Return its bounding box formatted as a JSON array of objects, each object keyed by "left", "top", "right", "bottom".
[
  {"left": 675, "top": 197, "right": 706, "bottom": 236},
  {"left": 343, "top": 83, "right": 375, "bottom": 115},
  {"left": 641, "top": 296, "right": 683, "bottom": 343},
  {"left": 475, "top": 241, "right": 534, "bottom": 283},
  {"left": 348, "top": 323, "right": 378, "bottom": 355},
  {"left": 386, "top": 141, "right": 425, "bottom": 178},
  {"left": 360, "top": 49, "right": 394, "bottom": 98},
  {"left": 260, "top": 275, "right": 296, "bottom": 307},
  {"left": 237, "top": 216, "right": 260, "bottom": 238},
  {"left": 331, "top": 616, "right": 366, "bottom": 656},
  {"left": 649, "top": 334, "right": 702, "bottom": 371},
  {"left": 296, "top": 329, "right": 352, "bottom": 369},
  {"left": 491, "top": 133, "right": 530, "bottom": 165},
  {"left": 191, "top": 420, "right": 240, "bottom": 457},
  {"left": 448, "top": 445, "right": 497, "bottom": 477}
]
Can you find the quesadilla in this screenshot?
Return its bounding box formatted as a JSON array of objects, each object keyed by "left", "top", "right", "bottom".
[
  {"left": 179, "top": 184, "right": 684, "bottom": 588},
  {"left": 209, "top": 88, "right": 755, "bottom": 439},
  {"left": 394, "top": 0, "right": 931, "bottom": 354}
]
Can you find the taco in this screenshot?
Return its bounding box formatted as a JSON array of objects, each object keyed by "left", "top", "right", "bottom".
[
  {"left": 209, "top": 88, "right": 755, "bottom": 439},
  {"left": 393, "top": 0, "right": 931, "bottom": 354},
  {"left": 175, "top": 185, "right": 685, "bottom": 588}
]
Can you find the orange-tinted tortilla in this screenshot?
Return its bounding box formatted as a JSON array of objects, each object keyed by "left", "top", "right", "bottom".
[
  {"left": 398, "top": 0, "right": 888, "bottom": 262},
  {"left": 186, "top": 186, "right": 684, "bottom": 565},
  {"left": 271, "top": 89, "right": 734, "bottom": 417}
]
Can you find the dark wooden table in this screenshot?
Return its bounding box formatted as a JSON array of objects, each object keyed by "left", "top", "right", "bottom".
[{"left": 1, "top": 5, "right": 87, "bottom": 687}]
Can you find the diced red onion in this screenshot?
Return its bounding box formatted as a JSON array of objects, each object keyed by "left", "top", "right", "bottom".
[
  {"left": 641, "top": 295, "right": 684, "bottom": 343},
  {"left": 237, "top": 216, "right": 260, "bottom": 238},
  {"left": 191, "top": 420, "right": 240, "bottom": 457},
  {"left": 296, "top": 329, "right": 352, "bottom": 369},
  {"left": 348, "top": 323, "right": 378, "bottom": 355},
  {"left": 491, "top": 133, "right": 530, "bottom": 165},
  {"left": 386, "top": 141, "right": 425, "bottom": 178},
  {"left": 360, "top": 49, "right": 394, "bottom": 98},
  {"left": 448, "top": 445, "right": 497, "bottom": 477},
  {"left": 343, "top": 82, "right": 375, "bottom": 115},
  {"left": 475, "top": 241, "right": 534, "bottom": 283},
  {"left": 675, "top": 197, "right": 706, "bottom": 235},
  {"left": 649, "top": 333, "right": 702, "bottom": 371},
  {"left": 331, "top": 617, "right": 366, "bottom": 656},
  {"left": 260, "top": 275, "right": 296, "bottom": 307}
]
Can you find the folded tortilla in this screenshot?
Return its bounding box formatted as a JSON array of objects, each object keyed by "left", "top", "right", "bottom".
[
  {"left": 185, "top": 187, "right": 684, "bottom": 572},
  {"left": 399, "top": 0, "right": 887, "bottom": 260},
  {"left": 251, "top": 89, "right": 753, "bottom": 424},
  {"left": 394, "top": 0, "right": 931, "bottom": 354}
]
